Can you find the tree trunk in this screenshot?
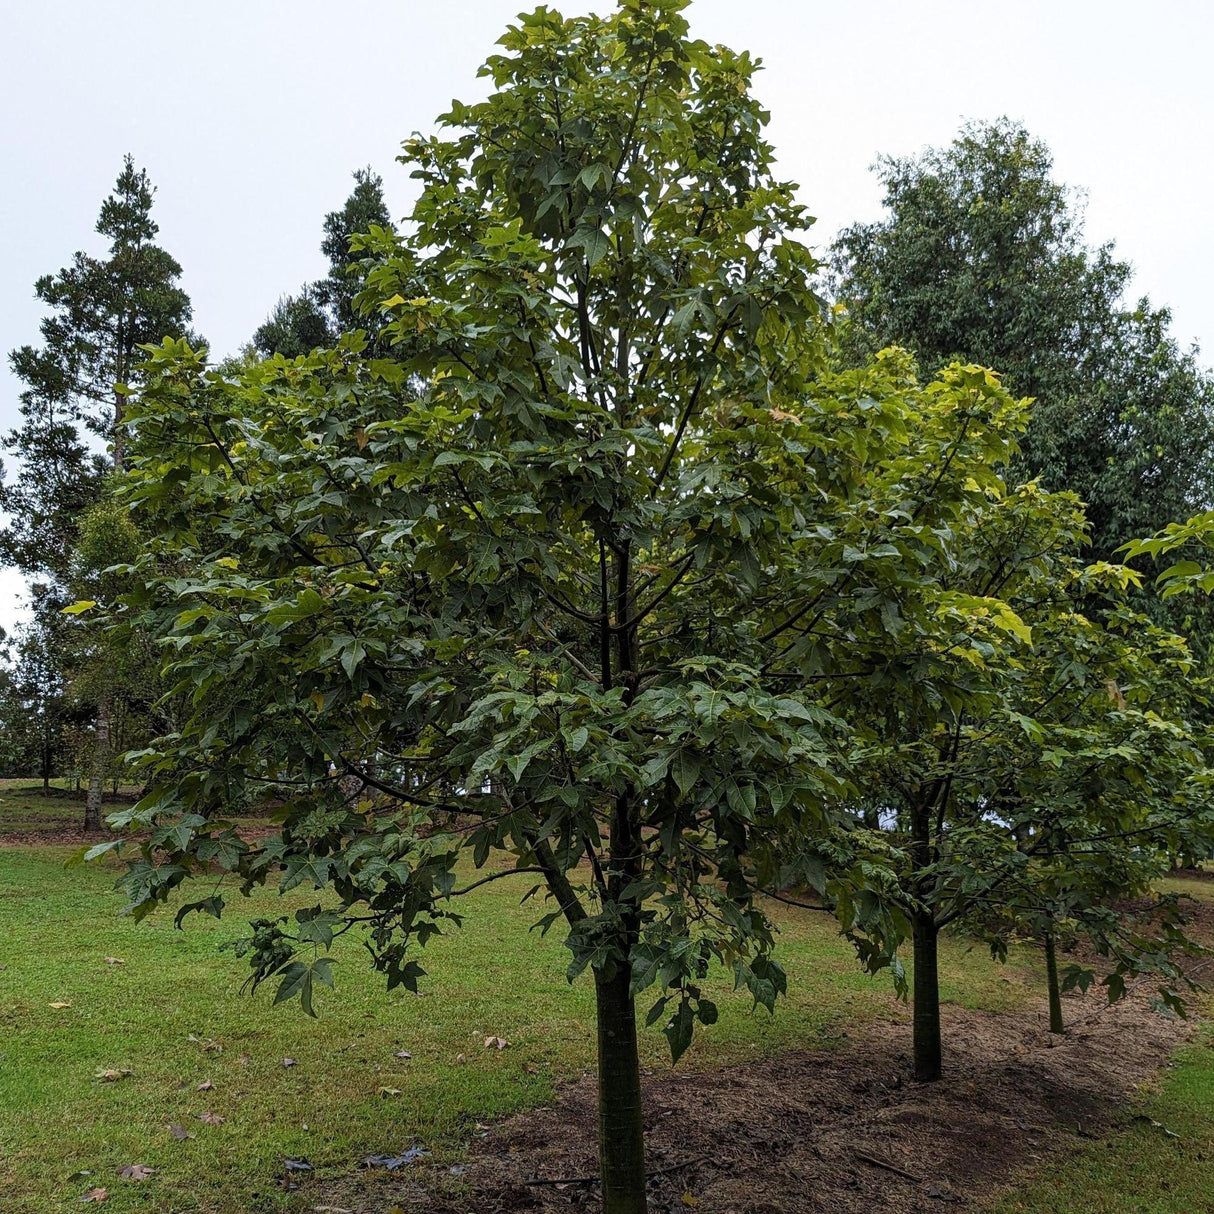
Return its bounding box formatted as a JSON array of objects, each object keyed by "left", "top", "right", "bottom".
[
  {"left": 913, "top": 912, "right": 943, "bottom": 1082},
  {"left": 85, "top": 692, "right": 111, "bottom": 831},
  {"left": 1044, "top": 927, "right": 1065, "bottom": 1034},
  {"left": 594, "top": 962, "right": 648, "bottom": 1214}
]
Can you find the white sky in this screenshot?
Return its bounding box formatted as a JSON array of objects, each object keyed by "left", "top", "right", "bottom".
[{"left": 3, "top": 0, "right": 1213, "bottom": 637}]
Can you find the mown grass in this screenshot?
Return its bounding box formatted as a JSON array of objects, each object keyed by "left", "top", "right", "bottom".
[{"left": 0, "top": 831, "right": 1038, "bottom": 1214}]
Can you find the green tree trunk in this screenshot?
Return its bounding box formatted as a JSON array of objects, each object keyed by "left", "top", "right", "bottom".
[
  {"left": 1044, "top": 927, "right": 1065, "bottom": 1034},
  {"left": 913, "top": 912, "right": 943, "bottom": 1082},
  {"left": 84, "top": 690, "right": 110, "bottom": 831},
  {"left": 594, "top": 962, "right": 648, "bottom": 1214}
]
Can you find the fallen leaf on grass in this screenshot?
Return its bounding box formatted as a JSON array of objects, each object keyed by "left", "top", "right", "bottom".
[
  {"left": 199, "top": 1112, "right": 225, "bottom": 1125},
  {"left": 196, "top": 1079, "right": 214, "bottom": 1091},
  {"left": 237, "top": 1054, "right": 251, "bottom": 1065},
  {"left": 49, "top": 1001, "right": 72, "bottom": 1010},
  {"left": 283, "top": 1158, "right": 313, "bottom": 1172},
  {"left": 311, "top": 1207, "right": 353, "bottom": 1213},
  {"left": 281, "top": 1057, "right": 297, "bottom": 1068},
  {"left": 483, "top": 1036, "right": 508, "bottom": 1050},
  {"left": 118, "top": 1164, "right": 155, "bottom": 1181},
  {"left": 392, "top": 1049, "right": 412, "bottom": 1060},
  {"left": 168, "top": 1125, "right": 194, "bottom": 1141},
  {"left": 454, "top": 1053, "right": 467, "bottom": 1065},
  {"left": 103, "top": 957, "right": 125, "bottom": 966},
  {"left": 377, "top": 1087, "right": 402, "bottom": 1098},
  {"left": 523, "top": 1062, "right": 539, "bottom": 1074},
  {"left": 94, "top": 1068, "right": 133, "bottom": 1083},
  {"left": 76, "top": 1188, "right": 108, "bottom": 1203}
]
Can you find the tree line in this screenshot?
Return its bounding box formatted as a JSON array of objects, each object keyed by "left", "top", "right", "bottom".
[{"left": 6, "top": 4, "right": 1214, "bottom": 1213}]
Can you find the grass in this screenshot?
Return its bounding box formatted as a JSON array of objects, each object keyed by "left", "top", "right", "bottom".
[
  {"left": 987, "top": 1022, "right": 1214, "bottom": 1214},
  {"left": 0, "top": 817, "right": 1039, "bottom": 1214}
]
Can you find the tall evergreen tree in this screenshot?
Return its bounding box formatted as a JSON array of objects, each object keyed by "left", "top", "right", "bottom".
[
  {"left": 253, "top": 168, "right": 394, "bottom": 357},
  {"left": 1, "top": 155, "right": 192, "bottom": 826},
  {"left": 830, "top": 120, "right": 1214, "bottom": 567}
]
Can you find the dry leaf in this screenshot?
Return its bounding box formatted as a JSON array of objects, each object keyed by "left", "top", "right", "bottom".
[
  {"left": 681, "top": 1194, "right": 701, "bottom": 1207},
  {"left": 94, "top": 1068, "right": 133, "bottom": 1083},
  {"left": 392, "top": 1050, "right": 412, "bottom": 1060},
  {"left": 168, "top": 1124, "right": 194, "bottom": 1141},
  {"left": 768, "top": 408, "right": 802, "bottom": 424},
  {"left": 76, "top": 1188, "right": 108, "bottom": 1203},
  {"left": 377, "top": 1086, "right": 402, "bottom": 1098},
  {"left": 523, "top": 1062, "right": 539, "bottom": 1074},
  {"left": 118, "top": 1164, "right": 155, "bottom": 1181},
  {"left": 199, "top": 1112, "right": 225, "bottom": 1125},
  {"left": 454, "top": 1053, "right": 467, "bottom": 1065},
  {"left": 237, "top": 1054, "right": 251, "bottom": 1065},
  {"left": 49, "top": 1001, "right": 72, "bottom": 1009},
  {"left": 483, "top": 1036, "right": 508, "bottom": 1050},
  {"left": 354, "top": 427, "right": 368, "bottom": 450},
  {"left": 196, "top": 1079, "right": 214, "bottom": 1091},
  {"left": 103, "top": 957, "right": 125, "bottom": 966},
  {"left": 281, "top": 1057, "right": 297, "bottom": 1068}
]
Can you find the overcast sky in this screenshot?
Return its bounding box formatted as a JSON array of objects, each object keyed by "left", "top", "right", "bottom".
[{"left": 3, "top": 0, "right": 1213, "bottom": 637}]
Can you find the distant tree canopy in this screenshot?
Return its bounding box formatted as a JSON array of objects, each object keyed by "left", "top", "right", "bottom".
[
  {"left": 830, "top": 119, "right": 1214, "bottom": 568},
  {"left": 1, "top": 156, "right": 193, "bottom": 585},
  {"left": 0, "top": 156, "right": 193, "bottom": 823},
  {"left": 252, "top": 167, "right": 394, "bottom": 358}
]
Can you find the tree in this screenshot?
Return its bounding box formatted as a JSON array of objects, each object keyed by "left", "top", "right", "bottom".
[
  {"left": 1, "top": 155, "right": 193, "bottom": 827},
  {"left": 830, "top": 120, "right": 1214, "bottom": 571},
  {"left": 0, "top": 593, "right": 71, "bottom": 787},
  {"left": 821, "top": 466, "right": 1213, "bottom": 1080},
  {"left": 252, "top": 168, "right": 394, "bottom": 358},
  {"left": 93, "top": 7, "right": 1008, "bottom": 1209}
]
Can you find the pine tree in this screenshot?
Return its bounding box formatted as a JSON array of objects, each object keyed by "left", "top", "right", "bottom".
[
  {"left": 1, "top": 155, "right": 192, "bottom": 827},
  {"left": 253, "top": 167, "right": 393, "bottom": 357}
]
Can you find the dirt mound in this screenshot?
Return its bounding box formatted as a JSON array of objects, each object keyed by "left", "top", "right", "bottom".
[{"left": 318, "top": 984, "right": 1191, "bottom": 1214}]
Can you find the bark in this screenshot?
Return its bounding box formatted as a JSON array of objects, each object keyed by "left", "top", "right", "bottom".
[
  {"left": 594, "top": 963, "right": 648, "bottom": 1214},
  {"left": 84, "top": 691, "right": 111, "bottom": 831},
  {"left": 1044, "top": 927, "right": 1065, "bottom": 1034},
  {"left": 913, "top": 912, "right": 943, "bottom": 1082}
]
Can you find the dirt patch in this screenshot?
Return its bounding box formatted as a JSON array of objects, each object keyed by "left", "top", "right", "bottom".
[{"left": 314, "top": 983, "right": 1192, "bottom": 1214}]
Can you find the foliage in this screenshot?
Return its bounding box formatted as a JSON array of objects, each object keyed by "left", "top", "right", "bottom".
[
  {"left": 830, "top": 119, "right": 1214, "bottom": 573},
  {"left": 252, "top": 168, "right": 394, "bottom": 358},
  {"left": 0, "top": 155, "right": 193, "bottom": 584}
]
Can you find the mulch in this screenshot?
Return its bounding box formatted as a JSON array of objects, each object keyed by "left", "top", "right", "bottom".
[{"left": 315, "top": 980, "right": 1196, "bottom": 1214}]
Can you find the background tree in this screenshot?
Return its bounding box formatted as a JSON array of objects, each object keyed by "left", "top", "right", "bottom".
[
  {"left": 0, "top": 155, "right": 193, "bottom": 826},
  {"left": 252, "top": 168, "right": 394, "bottom": 358},
  {"left": 93, "top": 6, "right": 992, "bottom": 1210},
  {"left": 0, "top": 594, "right": 71, "bottom": 786},
  {"left": 830, "top": 120, "right": 1214, "bottom": 574}
]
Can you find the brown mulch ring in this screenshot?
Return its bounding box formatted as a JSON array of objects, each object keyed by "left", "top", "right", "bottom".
[{"left": 315, "top": 983, "right": 1195, "bottom": 1214}]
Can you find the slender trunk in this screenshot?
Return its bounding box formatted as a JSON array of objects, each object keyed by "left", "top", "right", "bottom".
[
  {"left": 1044, "top": 927, "right": 1064, "bottom": 1034},
  {"left": 85, "top": 692, "right": 111, "bottom": 831},
  {"left": 913, "top": 912, "right": 942, "bottom": 1082},
  {"left": 595, "top": 964, "right": 648, "bottom": 1214}
]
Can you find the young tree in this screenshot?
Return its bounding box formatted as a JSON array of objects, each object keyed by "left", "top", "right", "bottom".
[
  {"left": 830, "top": 120, "right": 1214, "bottom": 570},
  {"left": 1, "top": 156, "right": 192, "bottom": 826},
  {"left": 824, "top": 490, "right": 1212, "bottom": 1080},
  {"left": 93, "top": 7, "right": 1032, "bottom": 1209}
]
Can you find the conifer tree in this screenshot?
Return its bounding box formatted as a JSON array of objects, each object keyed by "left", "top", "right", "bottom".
[{"left": 1, "top": 155, "right": 192, "bottom": 826}]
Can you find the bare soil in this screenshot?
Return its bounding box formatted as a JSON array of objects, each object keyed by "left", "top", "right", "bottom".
[{"left": 316, "top": 981, "right": 1194, "bottom": 1214}]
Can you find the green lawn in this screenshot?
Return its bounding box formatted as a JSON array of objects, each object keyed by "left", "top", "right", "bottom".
[{"left": 0, "top": 837, "right": 1036, "bottom": 1214}]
